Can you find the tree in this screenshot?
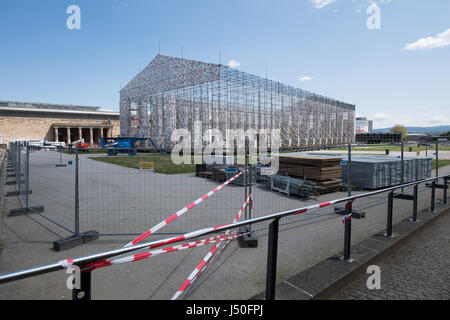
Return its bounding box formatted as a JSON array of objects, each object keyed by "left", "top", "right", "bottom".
[{"left": 390, "top": 125, "right": 408, "bottom": 141}]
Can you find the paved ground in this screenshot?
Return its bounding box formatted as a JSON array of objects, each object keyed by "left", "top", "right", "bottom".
[
  {"left": 0, "top": 150, "right": 449, "bottom": 300},
  {"left": 331, "top": 210, "right": 450, "bottom": 300}
]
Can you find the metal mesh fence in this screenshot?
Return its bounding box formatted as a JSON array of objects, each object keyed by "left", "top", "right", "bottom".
[
  {"left": 3, "top": 140, "right": 450, "bottom": 300},
  {"left": 5, "top": 141, "right": 445, "bottom": 241}
]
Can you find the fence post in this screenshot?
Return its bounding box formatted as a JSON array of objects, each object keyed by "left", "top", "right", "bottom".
[
  {"left": 75, "top": 149, "right": 80, "bottom": 235},
  {"left": 347, "top": 144, "right": 352, "bottom": 197},
  {"left": 248, "top": 165, "right": 252, "bottom": 220},
  {"left": 430, "top": 179, "right": 436, "bottom": 213},
  {"left": 244, "top": 143, "right": 248, "bottom": 220},
  {"left": 435, "top": 142, "right": 438, "bottom": 178},
  {"left": 25, "top": 144, "right": 30, "bottom": 208},
  {"left": 17, "top": 144, "right": 21, "bottom": 194},
  {"left": 385, "top": 191, "right": 394, "bottom": 237},
  {"left": 411, "top": 185, "right": 418, "bottom": 222},
  {"left": 72, "top": 271, "right": 92, "bottom": 300},
  {"left": 265, "top": 218, "right": 280, "bottom": 300},
  {"left": 401, "top": 142, "right": 404, "bottom": 193}
]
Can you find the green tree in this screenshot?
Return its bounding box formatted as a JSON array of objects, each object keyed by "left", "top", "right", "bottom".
[{"left": 390, "top": 125, "right": 408, "bottom": 141}]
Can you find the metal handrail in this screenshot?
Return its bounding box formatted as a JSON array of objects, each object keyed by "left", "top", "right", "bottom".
[{"left": 0, "top": 174, "right": 448, "bottom": 286}]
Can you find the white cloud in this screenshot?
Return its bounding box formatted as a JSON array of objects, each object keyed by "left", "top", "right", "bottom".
[
  {"left": 404, "top": 28, "right": 450, "bottom": 51},
  {"left": 227, "top": 60, "right": 241, "bottom": 68},
  {"left": 416, "top": 106, "right": 424, "bottom": 110},
  {"left": 371, "top": 113, "right": 392, "bottom": 121},
  {"left": 311, "top": 0, "right": 336, "bottom": 9},
  {"left": 298, "top": 76, "right": 313, "bottom": 82},
  {"left": 430, "top": 116, "right": 449, "bottom": 124}
]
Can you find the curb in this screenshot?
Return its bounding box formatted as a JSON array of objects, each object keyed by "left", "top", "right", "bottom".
[{"left": 250, "top": 200, "right": 449, "bottom": 300}]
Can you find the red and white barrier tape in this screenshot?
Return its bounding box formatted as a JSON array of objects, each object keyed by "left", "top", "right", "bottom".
[
  {"left": 171, "top": 194, "right": 251, "bottom": 300},
  {"left": 58, "top": 194, "right": 341, "bottom": 272},
  {"left": 124, "top": 169, "right": 247, "bottom": 248},
  {"left": 110, "top": 233, "right": 245, "bottom": 267}
]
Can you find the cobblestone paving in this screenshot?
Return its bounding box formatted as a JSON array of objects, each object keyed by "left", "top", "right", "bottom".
[{"left": 331, "top": 211, "right": 450, "bottom": 300}]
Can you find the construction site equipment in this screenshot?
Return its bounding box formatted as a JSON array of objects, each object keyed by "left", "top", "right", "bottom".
[
  {"left": 100, "top": 137, "right": 145, "bottom": 156},
  {"left": 100, "top": 137, "right": 167, "bottom": 155},
  {"left": 68, "top": 139, "right": 89, "bottom": 152}
]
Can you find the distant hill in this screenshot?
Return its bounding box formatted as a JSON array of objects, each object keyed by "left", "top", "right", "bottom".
[{"left": 373, "top": 125, "right": 450, "bottom": 135}]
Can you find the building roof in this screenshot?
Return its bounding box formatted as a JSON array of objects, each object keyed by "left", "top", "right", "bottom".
[
  {"left": 120, "top": 55, "right": 355, "bottom": 111},
  {"left": 0, "top": 100, "right": 119, "bottom": 117},
  {"left": 120, "top": 54, "right": 220, "bottom": 98}
]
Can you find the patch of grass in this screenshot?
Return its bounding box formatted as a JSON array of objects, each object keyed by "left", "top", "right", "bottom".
[
  {"left": 58, "top": 150, "right": 107, "bottom": 154},
  {"left": 89, "top": 155, "right": 196, "bottom": 174},
  {"left": 432, "top": 159, "right": 450, "bottom": 170}
]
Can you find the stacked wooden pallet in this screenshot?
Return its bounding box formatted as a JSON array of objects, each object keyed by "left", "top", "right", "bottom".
[
  {"left": 212, "top": 166, "right": 227, "bottom": 182},
  {"left": 278, "top": 155, "right": 344, "bottom": 194},
  {"left": 199, "top": 171, "right": 213, "bottom": 179}
]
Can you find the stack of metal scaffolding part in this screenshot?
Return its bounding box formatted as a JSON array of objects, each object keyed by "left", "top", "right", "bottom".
[
  {"left": 340, "top": 155, "right": 432, "bottom": 189},
  {"left": 267, "top": 174, "right": 320, "bottom": 199}
]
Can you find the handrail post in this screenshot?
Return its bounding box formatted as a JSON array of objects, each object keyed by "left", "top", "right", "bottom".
[
  {"left": 385, "top": 191, "right": 394, "bottom": 237},
  {"left": 411, "top": 184, "right": 419, "bottom": 222},
  {"left": 72, "top": 271, "right": 91, "bottom": 300},
  {"left": 265, "top": 218, "right": 280, "bottom": 300},
  {"left": 340, "top": 215, "right": 353, "bottom": 262},
  {"left": 444, "top": 177, "right": 448, "bottom": 205}
]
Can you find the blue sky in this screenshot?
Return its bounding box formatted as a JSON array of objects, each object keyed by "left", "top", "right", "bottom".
[{"left": 0, "top": 0, "right": 449, "bottom": 128}]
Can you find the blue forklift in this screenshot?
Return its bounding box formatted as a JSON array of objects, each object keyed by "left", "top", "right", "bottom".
[{"left": 100, "top": 137, "right": 167, "bottom": 156}]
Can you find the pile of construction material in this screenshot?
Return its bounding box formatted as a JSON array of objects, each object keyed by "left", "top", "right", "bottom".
[
  {"left": 196, "top": 154, "right": 256, "bottom": 186},
  {"left": 277, "top": 155, "right": 345, "bottom": 194},
  {"left": 341, "top": 155, "right": 432, "bottom": 189},
  {"left": 267, "top": 174, "right": 321, "bottom": 200},
  {"left": 286, "top": 153, "right": 433, "bottom": 190}
]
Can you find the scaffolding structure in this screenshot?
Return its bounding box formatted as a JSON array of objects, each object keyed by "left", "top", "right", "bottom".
[{"left": 120, "top": 55, "right": 355, "bottom": 149}]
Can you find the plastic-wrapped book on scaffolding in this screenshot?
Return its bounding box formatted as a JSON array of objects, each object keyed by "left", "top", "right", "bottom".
[{"left": 119, "top": 55, "right": 356, "bottom": 150}]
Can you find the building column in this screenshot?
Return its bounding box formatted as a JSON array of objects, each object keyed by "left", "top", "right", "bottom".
[
  {"left": 55, "top": 128, "right": 59, "bottom": 142},
  {"left": 79, "top": 128, "right": 82, "bottom": 142},
  {"left": 67, "top": 128, "right": 71, "bottom": 145},
  {"left": 89, "top": 128, "right": 94, "bottom": 145}
]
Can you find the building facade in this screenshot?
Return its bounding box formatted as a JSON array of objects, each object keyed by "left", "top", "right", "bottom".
[
  {"left": 120, "top": 55, "right": 356, "bottom": 149},
  {"left": 355, "top": 117, "right": 373, "bottom": 133},
  {"left": 0, "top": 100, "right": 120, "bottom": 147}
]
